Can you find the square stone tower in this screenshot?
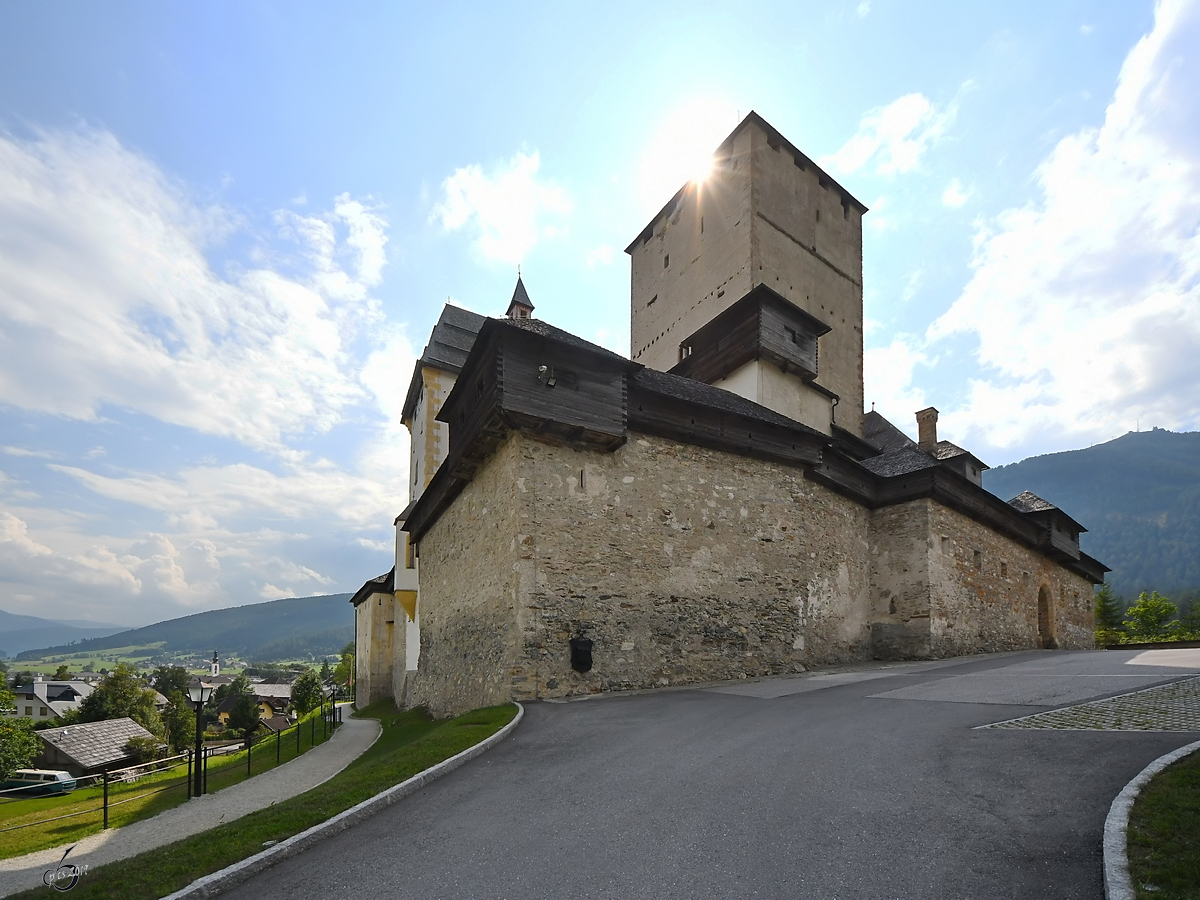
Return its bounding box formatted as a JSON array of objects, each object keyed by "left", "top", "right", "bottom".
[{"left": 626, "top": 112, "right": 866, "bottom": 436}]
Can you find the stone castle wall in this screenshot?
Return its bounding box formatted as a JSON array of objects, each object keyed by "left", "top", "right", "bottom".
[
  {"left": 411, "top": 431, "right": 873, "bottom": 716},
  {"left": 926, "top": 501, "right": 1094, "bottom": 654},
  {"left": 868, "top": 498, "right": 1094, "bottom": 658}
]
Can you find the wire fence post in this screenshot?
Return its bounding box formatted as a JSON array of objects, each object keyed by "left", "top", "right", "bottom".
[
  {"left": 187, "top": 749, "right": 193, "bottom": 800},
  {"left": 296, "top": 719, "right": 300, "bottom": 755},
  {"left": 276, "top": 727, "right": 281, "bottom": 765},
  {"left": 310, "top": 714, "right": 315, "bottom": 748},
  {"left": 102, "top": 772, "right": 109, "bottom": 829},
  {"left": 203, "top": 747, "right": 208, "bottom": 795}
]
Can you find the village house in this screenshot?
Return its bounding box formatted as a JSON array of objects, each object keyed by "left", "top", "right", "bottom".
[
  {"left": 353, "top": 112, "right": 1108, "bottom": 716},
  {"left": 4, "top": 678, "right": 94, "bottom": 723},
  {"left": 33, "top": 718, "right": 158, "bottom": 777}
]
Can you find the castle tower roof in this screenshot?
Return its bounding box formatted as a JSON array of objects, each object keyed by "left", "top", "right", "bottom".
[{"left": 505, "top": 276, "right": 534, "bottom": 319}]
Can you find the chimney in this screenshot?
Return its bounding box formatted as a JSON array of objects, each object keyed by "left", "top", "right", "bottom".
[{"left": 916, "top": 407, "right": 939, "bottom": 454}]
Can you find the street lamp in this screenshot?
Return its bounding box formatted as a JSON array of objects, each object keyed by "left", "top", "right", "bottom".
[{"left": 187, "top": 681, "right": 214, "bottom": 798}]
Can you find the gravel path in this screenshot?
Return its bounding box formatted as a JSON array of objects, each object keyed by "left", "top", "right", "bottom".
[{"left": 0, "top": 706, "right": 380, "bottom": 898}]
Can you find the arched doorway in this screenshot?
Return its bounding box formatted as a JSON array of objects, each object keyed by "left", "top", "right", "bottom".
[{"left": 1037, "top": 586, "right": 1057, "bottom": 649}]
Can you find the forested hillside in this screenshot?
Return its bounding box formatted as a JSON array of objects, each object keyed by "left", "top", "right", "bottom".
[
  {"left": 14, "top": 592, "right": 353, "bottom": 662},
  {"left": 0, "top": 609, "right": 130, "bottom": 657},
  {"left": 984, "top": 429, "right": 1200, "bottom": 599}
]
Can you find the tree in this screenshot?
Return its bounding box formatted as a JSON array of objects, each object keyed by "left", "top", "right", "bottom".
[
  {"left": 1094, "top": 585, "right": 1125, "bottom": 631},
  {"left": 9, "top": 671, "right": 33, "bottom": 689},
  {"left": 53, "top": 664, "right": 70, "bottom": 681},
  {"left": 151, "top": 665, "right": 191, "bottom": 698},
  {"left": 227, "top": 693, "right": 261, "bottom": 742},
  {"left": 319, "top": 658, "right": 332, "bottom": 683},
  {"left": 332, "top": 642, "right": 354, "bottom": 696},
  {"left": 0, "top": 683, "right": 39, "bottom": 779},
  {"left": 1123, "top": 591, "right": 1179, "bottom": 640},
  {"left": 76, "top": 663, "right": 163, "bottom": 735},
  {"left": 123, "top": 736, "right": 162, "bottom": 765},
  {"left": 290, "top": 669, "right": 323, "bottom": 715},
  {"left": 160, "top": 691, "right": 196, "bottom": 753}
]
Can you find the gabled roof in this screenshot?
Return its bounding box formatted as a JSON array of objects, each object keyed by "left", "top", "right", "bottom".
[
  {"left": 934, "top": 440, "right": 989, "bottom": 470},
  {"left": 858, "top": 446, "right": 941, "bottom": 478},
  {"left": 400, "top": 304, "right": 486, "bottom": 423},
  {"left": 1007, "top": 490, "right": 1057, "bottom": 513},
  {"left": 350, "top": 567, "right": 395, "bottom": 607},
  {"left": 37, "top": 718, "right": 155, "bottom": 771}
]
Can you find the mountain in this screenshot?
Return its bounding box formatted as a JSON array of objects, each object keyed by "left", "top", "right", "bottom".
[
  {"left": 0, "top": 610, "right": 132, "bottom": 658},
  {"left": 983, "top": 428, "right": 1200, "bottom": 600},
  {"left": 12, "top": 592, "right": 354, "bottom": 662}
]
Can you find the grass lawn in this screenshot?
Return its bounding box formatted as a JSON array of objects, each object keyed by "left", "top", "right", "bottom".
[
  {"left": 0, "top": 708, "right": 336, "bottom": 858},
  {"left": 1127, "top": 748, "right": 1200, "bottom": 899},
  {"left": 6, "top": 701, "right": 517, "bottom": 900}
]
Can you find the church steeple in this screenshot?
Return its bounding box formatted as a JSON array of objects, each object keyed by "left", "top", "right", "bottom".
[{"left": 505, "top": 276, "right": 534, "bottom": 319}]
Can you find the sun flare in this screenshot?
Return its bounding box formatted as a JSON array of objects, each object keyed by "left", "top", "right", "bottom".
[{"left": 637, "top": 97, "right": 741, "bottom": 214}]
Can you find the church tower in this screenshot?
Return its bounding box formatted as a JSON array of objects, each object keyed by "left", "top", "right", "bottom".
[{"left": 626, "top": 112, "right": 866, "bottom": 436}]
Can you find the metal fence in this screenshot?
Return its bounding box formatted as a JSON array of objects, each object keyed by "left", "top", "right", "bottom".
[{"left": 0, "top": 701, "right": 342, "bottom": 836}]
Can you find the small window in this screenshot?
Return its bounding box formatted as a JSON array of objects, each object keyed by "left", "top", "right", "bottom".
[
  {"left": 700, "top": 216, "right": 704, "bottom": 234},
  {"left": 663, "top": 254, "right": 670, "bottom": 269},
  {"left": 973, "top": 549, "right": 982, "bottom": 569},
  {"left": 647, "top": 294, "right": 657, "bottom": 307},
  {"left": 1000, "top": 562, "right": 1008, "bottom": 578},
  {"left": 940, "top": 536, "right": 950, "bottom": 554},
  {"left": 24, "top": 707, "right": 32, "bottom": 716},
  {"left": 815, "top": 209, "right": 820, "bottom": 222},
  {"left": 40, "top": 707, "right": 48, "bottom": 716}
]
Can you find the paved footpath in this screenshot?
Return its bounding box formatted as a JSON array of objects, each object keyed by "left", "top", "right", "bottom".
[{"left": 0, "top": 705, "right": 379, "bottom": 898}]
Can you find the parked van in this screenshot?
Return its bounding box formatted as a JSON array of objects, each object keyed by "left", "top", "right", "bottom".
[{"left": 0, "top": 769, "right": 77, "bottom": 797}]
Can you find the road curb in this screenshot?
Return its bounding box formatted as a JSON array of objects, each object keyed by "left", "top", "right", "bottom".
[
  {"left": 161, "top": 703, "right": 525, "bottom": 900},
  {"left": 1103, "top": 737, "right": 1200, "bottom": 900}
]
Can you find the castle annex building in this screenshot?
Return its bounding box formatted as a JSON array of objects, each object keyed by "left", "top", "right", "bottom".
[{"left": 352, "top": 113, "right": 1107, "bottom": 716}]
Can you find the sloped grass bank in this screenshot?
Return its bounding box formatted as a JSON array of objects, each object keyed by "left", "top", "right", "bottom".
[
  {"left": 1127, "top": 749, "right": 1200, "bottom": 899},
  {"left": 0, "top": 708, "right": 335, "bottom": 858},
  {"left": 6, "top": 702, "right": 517, "bottom": 900}
]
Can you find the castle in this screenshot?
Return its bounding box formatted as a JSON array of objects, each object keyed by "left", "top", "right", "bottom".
[{"left": 352, "top": 112, "right": 1107, "bottom": 716}]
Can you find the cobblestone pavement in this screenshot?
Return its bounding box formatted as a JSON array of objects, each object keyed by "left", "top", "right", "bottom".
[{"left": 981, "top": 676, "right": 1200, "bottom": 731}]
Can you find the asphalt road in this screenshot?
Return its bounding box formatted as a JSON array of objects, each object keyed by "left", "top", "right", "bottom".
[{"left": 221, "top": 649, "right": 1200, "bottom": 900}]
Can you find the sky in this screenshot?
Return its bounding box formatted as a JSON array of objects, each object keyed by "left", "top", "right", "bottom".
[{"left": 0, "top": 1, "right": 1197, "bottom": 629}]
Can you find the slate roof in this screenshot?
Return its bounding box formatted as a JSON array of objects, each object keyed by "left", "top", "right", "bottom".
[
  {"left": 505, "top": 276, "right": 535, "bottom": 316},
  {"left": 260, "top": 716, "right": 292, "bottom": 733},
  {"left": 858, "top": 446, "right": 942, "bottom": 477},
  {"left": 632, "top": 368, "right": 827, "bottom": 435},
  {"left": 350, "top": 567, "right": 395, "bottom": 607},
  {"left": 1007, "top": 490, "right": 1059, "bottom": 513},
  {"left": 862, "top": 411, "right": 916, "bottom": 454},
  {"left": 37, "top": 718, "right": 155, "bottom": 772},
  {"left": 401, "top": 304, "right": 486, "bottom": 423},
  {"left": 495, "top": 316, "right": 632, "bottom": 365},
  {"left": 251, "top": 683, "right": 292, "bottom": 699},
  {"left": 934, "top": 439, "right": 988, "bottom": 469}
]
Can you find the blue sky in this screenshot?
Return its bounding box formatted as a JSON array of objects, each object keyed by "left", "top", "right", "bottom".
[{"left": 1, "top": 1, "right": 1197, "bottom": 628}]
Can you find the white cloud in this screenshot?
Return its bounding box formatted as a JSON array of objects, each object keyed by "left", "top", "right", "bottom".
[
  {"left": 856, "top": 1, "right": 871, "bottom": 18},
  {"left": 864, "top": 336, "right": 928, "bottom": 430},
  {"left": 928, "top": 0, "right": 1200, "bottom": 454},
  {"left": 0, "top": 128, "right": 387, "bottom": 455},
  {"left": 2, "top": 446, "right": 60, "bottom": 459},
  {"left": 825, "top": 91, "right": 962, "bottom": 176},
  {"left": 586, "top": 245, "right": 614, "bottom": 268},
  {"left": 432, "top": 151, "right": 570, "bottom": 265},
  {"left": 942, "top": 178, "right": 971, "bottom": 207}
]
